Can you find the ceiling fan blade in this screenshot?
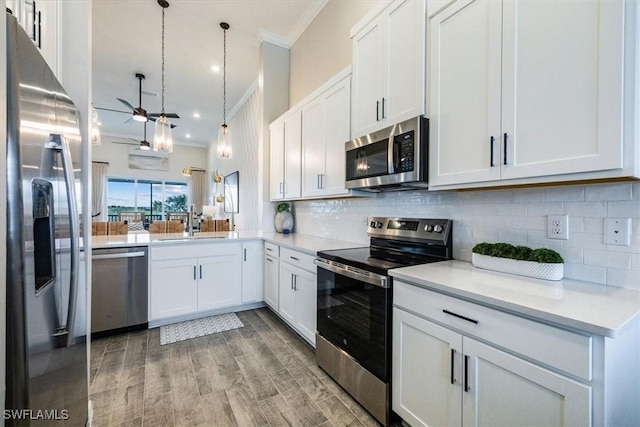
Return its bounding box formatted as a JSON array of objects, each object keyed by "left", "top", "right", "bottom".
[
  {"left": 124, "top": 117, "right": 134, "bottom": 124},
  {"left": 116, "top": 98, "right": 135, "bottom": 111},
  {"left": 148, "top": 112, "right": 180, "bottom": 119},
  {"left": 94, "top": 106, "right": 130, "bottom": 115},
  {"left": 111, "top": 140, "right": 139, "bottom": 146}
]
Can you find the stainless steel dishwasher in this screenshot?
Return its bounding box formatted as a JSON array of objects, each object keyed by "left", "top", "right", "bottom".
[{"left": 91, "top": 246, "right": 148, "bottom": 336}]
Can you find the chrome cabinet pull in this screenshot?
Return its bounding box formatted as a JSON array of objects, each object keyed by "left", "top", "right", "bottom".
[
  {"left": 199, "top": 265, "right": 203, "bottom": 279},
  {"left": 381, "top": 97, "right": 385, "bottom": 119},
  {"left": 243, "top": 248, "right": 247, "bottom": 262},
  {"left": 193, "top": 265, "right": 197, "bottom": 280},
  {"left": 443, "top": 309, "right": 479, "bottom": 325},
  {"left": 376, "top": 100, "right": 380, "bottom": 121},
  {"left": 290, "top": 256, "right": 299, "bottom": 261}
]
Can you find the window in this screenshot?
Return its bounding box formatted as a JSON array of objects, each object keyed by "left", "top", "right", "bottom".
[{"left": 106, "top": 178, "right": 188, "bottom": 223}]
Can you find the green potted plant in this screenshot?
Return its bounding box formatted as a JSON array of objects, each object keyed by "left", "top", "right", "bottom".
[{"left": 472, "top": 242, "right": 564, "bottom": 280}]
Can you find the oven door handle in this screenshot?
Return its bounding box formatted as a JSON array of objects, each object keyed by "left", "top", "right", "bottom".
[{"left": 314, "top": 258, "right": 389, "bottom": 288}]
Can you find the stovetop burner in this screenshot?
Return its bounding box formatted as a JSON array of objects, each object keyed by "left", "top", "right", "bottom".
[{"left": 318, "top": 217, "right": 453, "bottom": 276}]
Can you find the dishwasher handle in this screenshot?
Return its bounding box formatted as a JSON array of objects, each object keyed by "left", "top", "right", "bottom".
[{"left": 92, "top": 251, "right": 146, "bottom": 260}]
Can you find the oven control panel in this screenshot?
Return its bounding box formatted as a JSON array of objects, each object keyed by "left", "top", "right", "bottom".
[{"left": 367, "top": 217, "right": 452, "bottom": 243}]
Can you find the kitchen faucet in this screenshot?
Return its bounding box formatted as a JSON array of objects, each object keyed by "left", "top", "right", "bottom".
[{"left": 188, "top": 204, "right": 195, "bottom": 236}]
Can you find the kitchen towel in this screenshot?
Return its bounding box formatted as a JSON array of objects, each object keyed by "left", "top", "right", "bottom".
[{"left": 159, "top": 312, "right": 244, "bottom": 345}]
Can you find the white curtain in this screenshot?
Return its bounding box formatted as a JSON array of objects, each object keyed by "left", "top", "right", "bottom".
[
  {"left": 190, "top": 170, "right": 207, "bottom": 215},
  {"left": 91, "top": 162, "right": 108, "bottom": 221}
]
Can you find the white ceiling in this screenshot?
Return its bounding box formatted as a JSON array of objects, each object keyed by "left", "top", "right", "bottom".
[{"left": 92, "top": 0, "right": 326, "bottom": 148}]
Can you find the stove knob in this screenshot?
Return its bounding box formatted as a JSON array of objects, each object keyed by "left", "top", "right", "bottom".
[
  {"left": 425, "top": 224, "right": 434, "bottom": 232},
  {"left": 434, "top": 224, "right": 444, "bottom": 233},
  {"left": 376, "top": 221, "right": 383, "bottom": 228}
]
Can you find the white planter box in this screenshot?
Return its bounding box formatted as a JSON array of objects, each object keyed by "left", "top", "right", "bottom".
[{"left": 472, "top": 253, "right": 564, "bottom": 281}]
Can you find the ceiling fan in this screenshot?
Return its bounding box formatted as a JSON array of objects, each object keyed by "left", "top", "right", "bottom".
[
  {"left": 111, "top": 121, "right": 152, "bottom": 150},
  {"left": 96, "top": 73, "right": 179, "bottom": 127}
]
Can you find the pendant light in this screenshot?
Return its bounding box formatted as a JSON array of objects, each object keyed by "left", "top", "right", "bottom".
[
  {"left": 140, "top": 122, "right": 151, "bottom": 150},
  {"left": 153, "top": 0, "right": 173, "bottom": 153},
  {"left": 216, "top": 22, "right": 232, "bottom": 159}
]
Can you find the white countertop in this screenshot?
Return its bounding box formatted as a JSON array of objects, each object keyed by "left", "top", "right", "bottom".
[
  {"left": 92, "top": 231, "right": 360, "bottom": 255},
  {"left": 390, "top": 260, "right": 640, "bottom": 338}
]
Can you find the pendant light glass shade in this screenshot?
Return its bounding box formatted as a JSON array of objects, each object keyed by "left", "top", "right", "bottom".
[
  {"left": 217, "top": 123, "right": 232, "bottom": 159},
  {"left": 91, "top": 107, "right": 101, "bottom": 145},
  {"left": 153, "top": 115, "right": 173, "bottom": 153}
]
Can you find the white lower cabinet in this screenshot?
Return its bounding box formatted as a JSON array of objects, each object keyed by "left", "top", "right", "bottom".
[
  {"left": 276, "top": 247, "right": 317, "bottom": 346},
  {"left": 393, "top": 307, "right": 591, "bottom": 427},
  {"left": 263, "top": 242, "right": 280, "bottom": 311},
  {"left": 149, "top": 242, "right": 242, "bottom": 322},
  {"left": 241, "top": 241, "right": 264, "bottom": 304}
]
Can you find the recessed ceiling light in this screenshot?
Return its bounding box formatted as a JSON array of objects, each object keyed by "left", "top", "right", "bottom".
[
  {"left": 211, "top": 65, "right": 220, "bottom": 73},
  {"left": 193, "top": 112, "right": 200, "bottom": 118},
  {"left": 185, "top": 133, "right": 191, "bottom": 139}
]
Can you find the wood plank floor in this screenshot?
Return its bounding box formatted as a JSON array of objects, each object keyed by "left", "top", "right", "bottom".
[{"left": 90, "top": 308, "right": 386, "bottom": 427}]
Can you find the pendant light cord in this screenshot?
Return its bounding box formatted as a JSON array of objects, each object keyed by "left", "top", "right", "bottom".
[
  {"left": 223, "top": 25, "right": 227, "bottom": 126},
  {"left": 161, "top": 7, "right": 166, "bottom": 116}
]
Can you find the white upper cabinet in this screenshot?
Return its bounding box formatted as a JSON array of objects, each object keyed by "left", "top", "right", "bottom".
[
  {"left": 301, "top": 74, "right": 351, "bottom": 198},
  {"left": 429, "top": 0, "right": 627, "bottom": 188},
  {"left": 269, "top": 110, "right": 302, "bottom": 201},
  {"left": 351, "top": 0, "right": 426, "bottom": 137}
]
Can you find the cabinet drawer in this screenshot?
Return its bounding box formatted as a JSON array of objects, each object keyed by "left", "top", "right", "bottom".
[
  {"left": 394, "top": 281, "right": 592, "bottom": 381},
  {"left": 264, "top": 242, "right": 280, "bottom": 258},
  {"left": 151, "top": 242, "right": 240, "bottom": 261},
  {"left": 280, "top": 247, "right": 316, "bottom": 273}
]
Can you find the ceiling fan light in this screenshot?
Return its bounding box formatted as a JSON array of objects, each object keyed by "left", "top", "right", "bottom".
[
  {"left": 153, "top": 115, "right": 173, "bottom": 153},
  {"left": 139, "top": 140, "right": 151, "bottom": 150},
  {"left": 132, "top": 112, "right": 148, "bottom": 122},
  {"left": 217, "top": 123, "right": 232, "bottom": 159}
]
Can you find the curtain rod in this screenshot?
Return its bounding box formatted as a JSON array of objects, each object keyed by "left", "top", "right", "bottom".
[{"left": 92, "top": 161, "right": 110, "bottom": 165}]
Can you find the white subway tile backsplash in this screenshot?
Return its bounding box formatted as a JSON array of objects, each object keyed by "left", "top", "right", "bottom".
[
  {"left": 545, "top": 186, "right": 585, "bottom": 202},
  {"left": 607, "top": 200, "right": 640, "bottom": 217},
  {"left": 585, "top": 183, "right": 632, "bottom": 201},
  {"left": 293, "top": 182, "right": 639, "bottom": 286},
  {"left": 606, "top": 268, "right": 640, "bottom": 290},
  {"left": 527, "top": 202, "right": 564, "bottom": 216},
  {"left": 584, "top": 250, "right": 632, "bottom": 269},
  {"left": 564, "top": 201, "right": 606, "bottom": 217}
]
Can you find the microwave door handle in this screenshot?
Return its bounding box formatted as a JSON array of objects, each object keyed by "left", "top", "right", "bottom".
[
  {"left": 49, "top": 134, "right": 80, "bottom": 348},
  {"left": 388, "top": 136, "right": 395, "bottom": 174}
]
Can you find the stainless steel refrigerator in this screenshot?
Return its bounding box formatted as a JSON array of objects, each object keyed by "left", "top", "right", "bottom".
[{"left": 6, "top": 12, "right": 88, "bottom": 426}]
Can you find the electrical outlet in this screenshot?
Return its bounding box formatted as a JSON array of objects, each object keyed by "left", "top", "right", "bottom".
[
  {"left": 547, "top": 214, "right": 569, "bottom": 240},
  {"left": 604, "top": 218, "right": 631, "bottom": 246}
]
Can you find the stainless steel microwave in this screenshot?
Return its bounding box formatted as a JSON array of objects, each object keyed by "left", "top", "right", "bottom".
[{"left": 345, "top": 115, "right": 428, "bottom": 192}]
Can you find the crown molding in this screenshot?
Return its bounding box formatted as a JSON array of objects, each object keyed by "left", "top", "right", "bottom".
[
  {"left": 288, "top": 0, "right": 329, "bottom": 46},
  {"left": 258, "top": 29, "right": 290, "bottom": 49},
  {"left": 228, "top": 78, "right": 259, "bottom": 121}
]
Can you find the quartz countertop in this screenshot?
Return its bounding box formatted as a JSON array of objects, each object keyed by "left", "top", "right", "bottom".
[
  {"left": 390, "top": 260, "right": 640, "bottom": 338},
  {"left": 92, "top": 231, "right": 360, "bottom": 255}
]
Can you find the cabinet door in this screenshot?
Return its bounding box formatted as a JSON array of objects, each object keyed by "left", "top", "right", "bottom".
[
  {"left": 37, "top": 0, "right": 59, "bottom": 75},
  {"left": 269, "top": 120, "right": 285, "bottom": 201},
  {"left": 463, "top": 338, "right": 591, "bottom": 427},
  {"left": 393, "top": 308, "right": 463, "bottom": 427},
  {"left": 429, "top": 0, "right": 502, "bottom": 187},
  {"left": 241, "top": 241, "right": 263, "bottom": 303},
  {"left": 352, "top": 15, "right": 385, "bottom": 137},
  {"left": 264, "top": 255, "right": 279, "bottom": 311},
  {"left": 384, "top": 0, "right": 425, "bottom": 126},
  {"left": 500, "top": 0, "right": 624, "bottom": 179},
  {"left": 150, "top": 259, "right": 198, "bottom": 321},
  {"left": 284, "top": 111, "right": 302, "bottom": 199},
  {"left": 301, "top": 97, "right": 326, "bottom": 198},
  {"left": 278, "top": 262, "right": 296, "bottom": 325},
  {"left": 197, "top": 254, "right": 241, "bottom": 312},
  {"left": 322, "top": 77, "right": 351, "bottom": 196},
  {"left": 292, "top": 266, "right": 317, "bottom": 346}
]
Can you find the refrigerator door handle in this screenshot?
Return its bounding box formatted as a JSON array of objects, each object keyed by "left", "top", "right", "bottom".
[{"left": 49, "top": 134, "right": 80, "bottom": 348}]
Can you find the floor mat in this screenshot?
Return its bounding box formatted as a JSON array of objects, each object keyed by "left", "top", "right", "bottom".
[{"left": 159, "top": 312, "right": 244, "bottom": 345}]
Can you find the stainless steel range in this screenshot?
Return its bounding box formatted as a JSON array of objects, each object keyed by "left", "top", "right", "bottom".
[{"left": 315, "top": 217, "right": 453, "bottom": 426}]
